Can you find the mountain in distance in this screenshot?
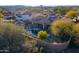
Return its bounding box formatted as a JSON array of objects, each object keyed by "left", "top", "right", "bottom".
[
  {"left": 0, "top": 5, "right": 79, "bottom": 8},
  {"left": 0, "top": 5, "right": 31, "bottom": 8}
]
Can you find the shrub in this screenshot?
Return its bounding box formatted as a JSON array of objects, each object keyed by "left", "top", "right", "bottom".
[
  {"left": 0, "top": 23, "right": 26, "bottom": 52},
  {"left": 23, "top": 38, "right": 38, "bottom": 53},
  {"left": 50, "top": 19, "right": 74, "bottom": 42},
  {"left": 37, "top": 31, "right": 47, "bottom": 40}
]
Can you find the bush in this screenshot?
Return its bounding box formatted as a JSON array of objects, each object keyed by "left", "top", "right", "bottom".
[
  {"left": 50, "top": 19, "right": 74, "bottom": 42},
  {"left": 0, "top": 23, "right": 26, "bottom": 52},
  {"left": 37, "top": 31, "right": 47, "bottom": 40},
  {"left": 23, "top": 38, "right": 38, "bottom": 53}
]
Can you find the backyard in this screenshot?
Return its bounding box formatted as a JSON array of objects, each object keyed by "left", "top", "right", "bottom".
[{"left": 0, "top": 6, "right": 79, "bottom": 53}]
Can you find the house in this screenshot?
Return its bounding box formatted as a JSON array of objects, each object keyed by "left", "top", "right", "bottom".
[
  {"left": 15, "top": 14, "right": 30, "bottom": 21},
  {"left": 3, "top": 8, "right": 29, "bottom": 20},
  {"left": 3, "top": 11, "right": 15, "bottom": 20}
]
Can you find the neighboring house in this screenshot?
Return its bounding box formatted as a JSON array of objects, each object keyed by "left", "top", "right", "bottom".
[
  {"left": 3, "top": 11, "right": 15, "bottom": 20},
  {"left": 47, "top": 15, "right": 58, "bottom": 22},
  {"left": 3, "top": 8, "right": 29, "bottom": 20},
  {"left": 49, "top": 10, "right": 56, "bottom": 15},
  {"left": 15, "top": 14, "right": 31, "bottom": 21}
]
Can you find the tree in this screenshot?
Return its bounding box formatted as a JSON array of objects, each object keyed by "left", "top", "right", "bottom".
[
  {"left": 66, "top": 10, "right": 77, "bottom": 18},
  {"left": 37, "top": 31, "right": 47, "bottom": 40},
  {"left": 50, "top": 19, "right": 74, "bottom": 42},
  {"left": 55, "top": 8, "right": 65, "bottom": 16}
]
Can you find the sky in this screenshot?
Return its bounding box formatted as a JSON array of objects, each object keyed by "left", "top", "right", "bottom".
[{"left": 0, "top": 0, "right": 79, "bottom": 6}]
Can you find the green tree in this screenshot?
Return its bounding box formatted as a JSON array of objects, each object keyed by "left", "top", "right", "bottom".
[
  {"left": 55, "top": 8, "right": 65, "bottom": 16},
  {"left": 66, "top": 10, "right": 77, "bottom": 18},
  {"left": 37, "top": 31, "right": 47, "bottom": 40},
  {"left": 50, "top": 19, "right": 74, "bottom": 42}
]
